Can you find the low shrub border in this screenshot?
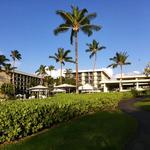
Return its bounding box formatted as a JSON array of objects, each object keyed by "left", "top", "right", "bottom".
[{"left": 0, "top": 92, "right": 133, "bottom": 143}]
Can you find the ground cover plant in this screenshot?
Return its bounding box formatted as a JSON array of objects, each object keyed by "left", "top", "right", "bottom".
[{"left": 0, "top": 92, "right": 134, "bottom": 145}]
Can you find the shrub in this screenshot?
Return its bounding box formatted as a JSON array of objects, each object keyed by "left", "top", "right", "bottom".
[
  {"left": 0, "top": 83, "right": 15, "bottom": 99},
  {"left": 0, "top": 92, "right": 133, "bottom": 143}
]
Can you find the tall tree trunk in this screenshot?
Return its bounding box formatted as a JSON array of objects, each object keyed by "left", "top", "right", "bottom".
[
  {"left": 120, "top": 65, "right": 123, "bottom": 91},
  {"left": 60, "top": 63, "right": 62, "bottom": 84},
  {"left": 12, "top": 60, "right": 15, "bottom": 95},
  {"left": 93, "top": 53, "right": 97, "bottom": 72},
  {"left": 75, "top": 32, "right": 79, "bottom": 93},
  {"left": 93, "top": 54, "right": 97, "bottom": 87}
]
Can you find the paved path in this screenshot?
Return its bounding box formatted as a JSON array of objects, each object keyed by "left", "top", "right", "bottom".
[{"left": 119, "top": 97, "right": 150, "bottom": 150}]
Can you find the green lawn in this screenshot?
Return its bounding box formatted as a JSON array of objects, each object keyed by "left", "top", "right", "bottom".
[
  {"left": 134, "top": 98, "right": 150, "bottom": 111},
  {"left": 1, "top": 111, "right": 137, "bottom": 150}
]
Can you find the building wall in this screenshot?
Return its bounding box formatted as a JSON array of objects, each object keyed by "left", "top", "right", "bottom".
[
  {"left": 0, "top": 70, "right": 41, "bottom": 94},
  {"left": 70, "top": 70, "right": 110, "bottom": 88}
]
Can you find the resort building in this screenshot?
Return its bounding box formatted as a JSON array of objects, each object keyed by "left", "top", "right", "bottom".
[
  {"left": 0, "top": 69, "right": 41, "bottom": 94},
  {"left": 69, "top": 69, "right": 111, "bottom": 88},
  {"left": 68, "top": 69, "right": 150, "bottom": 92},
  {"left": 101, "top": 74, "right": 150, "bottom": 92}
]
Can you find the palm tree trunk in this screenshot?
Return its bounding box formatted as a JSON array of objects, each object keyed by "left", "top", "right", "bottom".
[
  {"left": 92, "top": 54, "right": 97, "bottom": 86},
  {"left": 120, "top": 65, "right": 123, "bottom": 91},
  {"left": 12, "top": 60, "right": 15, "bottom": 95},
  {"left": 75, "top": 32, "right": 79, "bottom": 93},
  {"left": 60, "top": 63, "right": 62, "bottom": 84}
]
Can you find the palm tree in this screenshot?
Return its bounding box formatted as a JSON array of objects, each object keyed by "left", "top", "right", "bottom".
[
  {"left": 4, "top": 63, "right": 16, "bottom": 82},
  {"left": 10, "top": 50, "right": 22, "bottom": 85},
  {"left": 46, "top": 65, "right": 55, "bottom": 77},
  {"left": 144, "top": 62, "right": 150, "bottom": 76},
  {"left": 10, "top": 50, "right": 22, "bottom": 68},
  {"left": 107, "top": 52, "right": 131, "bottom": 91},
  {"left": 35, "top": 65, "right": 47, "bottom": 85},
  {"left": 0, "top": 55, "right": 9, "bottom": 71},
  {"left": 49, "top": 48, "right": 74, "bottom": 84},
  {"left": 54, "top": 6, "right": 101, "bottom": 93},
  {"left": 86, "top": 39, "right": 106, "bottom": 71}
]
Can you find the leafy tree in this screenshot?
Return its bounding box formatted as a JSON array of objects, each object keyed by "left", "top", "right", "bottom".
[
  {"left": 1, "top": 83, "right": 15, "bottom": 99},
  {"left": 54, "top": 6, "right": 101, "bottom": 92},
  {"left": 86, "top": 39, "right": 106, "bottom": 71},
  {"left": 144, "top": 62, "right": 150, "bottom": 76},
  {"left": 107, "top": 52, "right": 131, "bottom": 91},
  {"left": 49, "top": 48, "right": 74, "bottom": 84},
  {"left": 44, "top": 76, "right": 55, "bottom": 92},
  {"left": 0, "top": 55, "right": 9, "bottom": 70},
  {"left": 65, "top": 68, "right": 73, "bottom": 78},
  {"left": 35, "top": 65, "right": 47, "bottom": 85}
]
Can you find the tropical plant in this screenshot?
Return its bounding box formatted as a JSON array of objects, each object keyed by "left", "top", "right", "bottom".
[
  {"left": 65, "top": 68, "right": 73, "bottom": 78},
  {"left": 0, "top": 55, "right": 9, "bottom": 71},
  {"left": 1, "top": 83, "right": 15, "bottom": 99},
  {"left": 107, "top": 52, "right": 131, "bottom": 91},
  {"left": 46, "top": 65, "right": 55, "bottom": 76},
  {"left": 144, "top": 62, "right": 150, "bottom": 76},
  {"left": 10, "top": 50, "right": 22, "bottom": 68},
  {"left": 4, "top": 63, "right": 16, "bottom": 81},
  {"left": 10, "top": 50, "right": 22, "bottom": 86},
  {"left": 54, "top": 6, "right": 101, "bottom": 92},
  {"left": 35, "top": 65, "right": 47, "bottom": 85},
  {"left": 49, "top": 48, "right": 74, "bottom": 84},
  {"left": 86, "top": 39, "right": 106, "bottom": 71}
]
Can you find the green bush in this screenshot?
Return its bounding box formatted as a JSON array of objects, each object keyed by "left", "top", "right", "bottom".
[
  {"left": 0, "top": 83, "right": 15, "bottom": 99},
  {"left": 0, "top": 92, "right": 133, "bottom": 143}
]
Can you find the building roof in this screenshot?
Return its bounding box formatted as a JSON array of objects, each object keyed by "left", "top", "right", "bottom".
[
  {"left": 55, "top": 84, "right": 76, "bottom": 88},
  {"left": 14, "top": 70, "right": 41, "bottom": 78},
  {"left": 115, "top": 74, "right": 150, "bottom": 79},
  {"left": 1, "top": 68, "right": 41, "bottom": 78}
]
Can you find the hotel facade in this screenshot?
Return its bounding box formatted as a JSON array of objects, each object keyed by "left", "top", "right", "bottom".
[
  {"left": 69, "top": 69, "right": 150, "bottom": 92},
  {"left": 0, "top": 68, "right": 150, "bottom": 94},
  {"left": 0, "top": 70, "right": 41, "bottom": 94}
]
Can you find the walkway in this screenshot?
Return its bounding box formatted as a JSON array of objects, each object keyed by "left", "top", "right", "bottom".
[{"left": 119, "top": 97, "right": 150, "bottom": 150}]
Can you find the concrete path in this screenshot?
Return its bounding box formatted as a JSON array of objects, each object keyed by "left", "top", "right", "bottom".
[{"left": 119, "top": 97, "right": 150, "bottom": 150}]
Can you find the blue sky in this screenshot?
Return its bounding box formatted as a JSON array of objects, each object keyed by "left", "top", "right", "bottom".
[{"left": 0, "top": 0, "right": 150, "bottom": 75}]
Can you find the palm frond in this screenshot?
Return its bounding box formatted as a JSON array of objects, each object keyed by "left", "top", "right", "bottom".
[
  {"left": 81, "top": 27, "right": 93, "bottom": 36},
  {"left": 89, "top": 52, "right": 95, "bottom": 59},
  {"left": 56, "top": 10, "right": 73, "bottom": 24},
  {"left": 54, "top": 26, "right": 70, "bottom": 35},
  {"left": 81, "top": 24, "right": 101, "bottom": 31}
]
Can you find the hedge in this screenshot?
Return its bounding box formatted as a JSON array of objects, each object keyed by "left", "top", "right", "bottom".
[{"left": 0, "top": 92, "right": 133, "bottom": 143}]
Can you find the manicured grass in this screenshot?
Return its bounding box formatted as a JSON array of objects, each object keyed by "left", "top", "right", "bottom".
[
  {"left": 1, "top": 111, "right": 137, "bottom": 150},
  {"left": 134, "top": 98, "right": 150, "bottom": 111}
]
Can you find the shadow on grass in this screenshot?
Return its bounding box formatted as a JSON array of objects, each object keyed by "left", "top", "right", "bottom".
[{"left": 1, "top": 111, "right": 136, "bottom": 150}]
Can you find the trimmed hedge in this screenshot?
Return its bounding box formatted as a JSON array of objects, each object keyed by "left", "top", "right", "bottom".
[{"left": 0, "top": 92, "right": 133, "bottom": 143}]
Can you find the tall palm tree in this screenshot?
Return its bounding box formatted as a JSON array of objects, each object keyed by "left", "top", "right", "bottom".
[
  {"left": 49, "top": 48, "right": 74, "bottom": 84},
  {"left": 107, "top": 52, "right": 131, "bottom": 91},
  {"left": 0, "top": 55, "right": 9, "bottom": 71},
  {"left": 86, "top": 39, "right": 106, "bottom": 71},
  {"left": 54, "top": 6, "right": 101, "bottom": 92},
  {"left": 46, "top": 65, "right": 55, "bottom": 77},
  {"left": 10, "top": 50, "right": 22, "bottom": 68},
  {"left": 35, "top": 65, "right": 47, "bottom": 85},
  {"left": 10, "top": 50, "right": 22, "bottom": 85}
]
